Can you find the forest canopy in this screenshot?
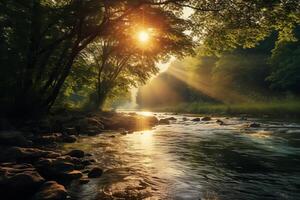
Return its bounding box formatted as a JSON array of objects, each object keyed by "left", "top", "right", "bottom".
[{"left": 0, "top": 0, "right": 299, "bottom": 117}]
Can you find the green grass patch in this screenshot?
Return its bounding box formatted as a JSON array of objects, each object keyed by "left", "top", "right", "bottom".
[{"left": 149, "top": 100, "right": 300, "bottom": 118}]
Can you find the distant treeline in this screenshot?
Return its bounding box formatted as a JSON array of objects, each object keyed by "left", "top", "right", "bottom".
[{"left": 137, "top": 29, "right": 300, "bottom": 107}]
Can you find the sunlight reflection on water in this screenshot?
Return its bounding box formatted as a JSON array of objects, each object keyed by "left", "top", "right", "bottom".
[{"left": 65, "top": 112, "right": 300, "bottom": 200}]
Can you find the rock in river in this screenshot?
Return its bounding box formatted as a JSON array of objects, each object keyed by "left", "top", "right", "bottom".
[
  {"left": 88, "top": 167, "right": 103, "bottom": 178},
  {"left": 62, "top": 135, "right": 77, "bottom": 143},
  {"left": 248, "top": 122, "right": 261, "bottom": 128},
  {"left": 201, "top": 116, "right": 211, "bottom": 121},
  {"left": 66, "top": 149, "right": 85, "bottom": 158},
  {"left": 159, "top": 118, "right": 170, "bottom": 125},
  {"left": 35, "top": 157, "right": 83, "bottom": 181},
  {"left": 216, "top": 119, "right": 226, "bottom": 125},
  {"left": 0, "top": 163, "right": 45, "bottom": 199},
  {"left": 192, "top": 118, "right": 200, "bottom": 122},
  {"left": 33, "top": 181, "right": 68, "bottom": 200}
]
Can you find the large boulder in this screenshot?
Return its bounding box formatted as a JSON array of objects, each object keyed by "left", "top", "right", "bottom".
[
  {"left": 33, "top": 181, "right": 68, "bottom": 200},
  {"left": 0, "top": 163, "right": 45, "bottom": 199},
  {"left": 0, "top": 131, "right": 33, "bottom": 147}
]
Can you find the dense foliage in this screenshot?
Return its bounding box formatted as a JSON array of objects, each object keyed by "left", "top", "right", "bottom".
[{"left": 137, "top": 31, "right": 300, "bottom": 107}]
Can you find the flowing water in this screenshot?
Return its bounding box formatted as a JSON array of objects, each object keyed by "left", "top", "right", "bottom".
[{"left": 64, "top": 112, "right": 300, "bottom": 200}]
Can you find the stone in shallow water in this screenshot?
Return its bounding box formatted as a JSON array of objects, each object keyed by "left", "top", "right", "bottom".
[
  {"left": 158, "top": 118, "right": 170, "bottom": 125},
  {"left": 62, "top": 170, "right": 83, "bottom": 180},
  {"left": 67, "top": 149, "right": 85, "bottom": 158},
  {"left": 192, "top": 118, "right": 200, "bottom": 122},
  {"left": 62, "top": 135, "right": 77, "bottom": 143},
  {"left": 33, "top": 181, "right": 67, "bottom": 200},
  {"left": 216, "top": 119, "right": 225, "bottom": 125},
  {"left": 201, "top": 116, "right": 211, "bottom": 121},
  {"left": 0, "top": 163, "right": 45, "bottom": 199},
  {"left": 88, "top": 167, "right": 103, "bottom": 178},
  {"left": 248, "top": 122, "right": 261, "bottom": 128},
  {"left": 79, "top": 177, "right": 90, "bottom": 184}
]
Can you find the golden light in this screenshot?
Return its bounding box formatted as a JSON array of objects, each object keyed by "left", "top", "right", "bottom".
[{"left": 137, "top": 30, "right": 150, "bottom": 43}]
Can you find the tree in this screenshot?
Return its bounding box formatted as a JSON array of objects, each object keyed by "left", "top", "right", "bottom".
[
  {"left": 1, "top": 0, "right": 299, "bottom": 117},
  {"left": 66, "top": 5, "right": 194, "bottom": 110},
  {"left": 190, "top": 0, "right": 300, "bottom": 54},
  {"left": 267, "top": 28, "right": 300, "bottom": 93}
]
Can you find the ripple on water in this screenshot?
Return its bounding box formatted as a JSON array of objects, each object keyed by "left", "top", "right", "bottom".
[{"left": 64, "top": 112, "right": 300, "bottom": 200}]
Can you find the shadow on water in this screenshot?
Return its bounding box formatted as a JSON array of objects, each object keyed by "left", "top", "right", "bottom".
[{"left": 64, "top": 113, "right": 300, "bottom": 200}]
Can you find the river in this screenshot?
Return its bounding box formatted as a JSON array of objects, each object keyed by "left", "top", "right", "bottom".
[{"left": 63, "top": 111, "right": 300, "bottom": 200}]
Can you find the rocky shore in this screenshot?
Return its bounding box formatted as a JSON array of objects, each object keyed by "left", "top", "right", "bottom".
[{"left": 0, "top": 111, "right": 159, "bottom": 200}]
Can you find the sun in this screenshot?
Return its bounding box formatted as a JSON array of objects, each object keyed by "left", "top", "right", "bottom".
[{"left": 138, "top": 30, "right": 150, "bottom": 43}]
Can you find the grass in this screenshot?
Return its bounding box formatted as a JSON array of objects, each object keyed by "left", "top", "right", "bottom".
[{"left": 149, "top": 100, "right": 300, "bottom": 118}]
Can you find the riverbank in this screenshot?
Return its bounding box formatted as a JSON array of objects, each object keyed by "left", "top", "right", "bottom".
[
  {"left": 0, "top": 111, "right": 159, "bottom": 200},
  {"left": 148, "top": 100, "right": 300, "bottom": 119}
]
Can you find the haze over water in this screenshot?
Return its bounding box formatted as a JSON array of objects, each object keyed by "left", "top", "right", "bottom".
[{"left": 65, "top": 112, "right": 300, "bottom": 200}]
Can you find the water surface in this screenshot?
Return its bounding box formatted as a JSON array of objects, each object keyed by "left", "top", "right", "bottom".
[{"left": 64, "top": 112, "right": 300, "bottom": 200}]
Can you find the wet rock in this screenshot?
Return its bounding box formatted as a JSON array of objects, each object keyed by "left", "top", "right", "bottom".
[
  {"left": 64, "top": 127, "right": 77, "bottom": 135},
  {"left": 248, "top": 122, "right": 261, "bottom": 128},
  {"left": 88, "top": 167, "right": 103, "bottom": 178},
  {"left": 192, "top": 118, "right": 200, "bottom": 122},
  {"left": 56, "top": 155, "right": 81, "bottom": 165},
  {"left": 46, "top": 152, "right": 61, "bottom": 158},
  {"left": 182, "top": 117, "right": 188, "bottom": 121},
  {"left": 35, "top": 158, "right": 82, "bottom": 181},
  {"left": 103, "top": 113, "right": 158, "bottom": 131},
  {"left": 33, "top": 181, "right": 67, "bottom": 200},
  {"left": 79, "top": 177, "right": 90, "bottom": 184},
  {"left": 52, "top": 160, "right": 75, "bottom": 171},
  {"left": 34, "top": 133, "right": 63, "bottom": 145},
  {"left": 0, "top": 131, "right": 33, "bottom": 147},
  {"left": 120, "top": 130, "right": 128, "bottom": 135},
  {"left": 0, "top": 163, "right": 45, "bottom": 199},
  {"left": 159, "top": 118, "right": 170, "bottom": 125},
  {"left": 216, "top": 119, "right": 225, "bottom": 125},
  {"left": 77, "top": 118, "right": 104, "bottom": 133},
  {"left": 0, "top": 147, "right": 57, "bottom": 162},
  {"left": 66, "top": 149, "right": 85, "bottom": 158},
  {"left": 166, "top": 117, "right": 176, "bottom": 121},
  {"left": 36, "top": 158, "right": 74, "bottom": 172},
  {"left": 61, "top": 170, "right": 83, "bottom": 180},
  {"left": 201, "top": 116, "right": 211, "bottom": 121},
  {"left": 240, "top": 116, "right": 247, "bottom": 120},
  {"left": 62, "top": 135, "right": 77, "bottom": 143}
]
